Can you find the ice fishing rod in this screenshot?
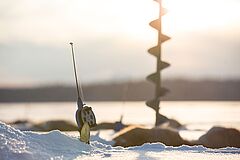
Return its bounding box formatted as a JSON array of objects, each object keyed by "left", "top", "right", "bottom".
[
  {"left": 70, "top": 42, "right": 84, "bottom": 107},
  {"left": 70, "top": 42, "right": 97, "bottom": 143}
]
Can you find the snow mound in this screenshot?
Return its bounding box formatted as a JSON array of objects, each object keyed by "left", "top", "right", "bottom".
[{"left": 0, "top": 122, "right": 239, "bottom": 160}]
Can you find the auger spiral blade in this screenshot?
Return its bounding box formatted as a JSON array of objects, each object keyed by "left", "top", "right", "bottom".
[
  {"left": 148, "top": 45, "right": 160, "bottom": 57},
  {"left": 146, "top": 64, "right": 170, "bottom": 82},
  {"left": 157, "top": 87, "right": 169, "bottom": 97},
  {"left": 146, "top": 99, "right": 160, "bottom": 111},
  {"left": 146, "top": 72, "right": 159, "bottom": 83}
]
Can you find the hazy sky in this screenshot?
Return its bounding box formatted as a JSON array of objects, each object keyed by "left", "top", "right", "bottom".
[{"left": 0, "top": 0, "right": 240, "bottom": 87}]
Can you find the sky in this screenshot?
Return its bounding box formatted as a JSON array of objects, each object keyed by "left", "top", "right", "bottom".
[{"left": 0, "top": 0, "right": 240, "bottom": 87}]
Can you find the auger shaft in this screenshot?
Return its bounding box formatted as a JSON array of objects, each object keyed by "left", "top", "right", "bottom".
[{"left": 146, "top": 0, "right": 171, "bottom": 126}]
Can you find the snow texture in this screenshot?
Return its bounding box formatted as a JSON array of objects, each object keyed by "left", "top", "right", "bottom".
[{"left": 0, "top": 122, "right": 239, "bottom": 160}]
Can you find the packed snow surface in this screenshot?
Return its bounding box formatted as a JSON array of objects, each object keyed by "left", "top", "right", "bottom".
[{"left": 0, "top": 122, "right": 239, "bottom": 160}]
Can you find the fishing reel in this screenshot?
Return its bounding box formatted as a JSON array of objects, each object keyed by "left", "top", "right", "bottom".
[
  {"left": 75, "top": 104, "right": 96, "bottom": 143},
  {"left": 75, "top": 104, "right": 97, "bottom": 130}
]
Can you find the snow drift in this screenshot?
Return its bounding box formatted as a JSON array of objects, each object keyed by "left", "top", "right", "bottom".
[{"left": 0, "top": 122, "right": 239, "bottom": 160}]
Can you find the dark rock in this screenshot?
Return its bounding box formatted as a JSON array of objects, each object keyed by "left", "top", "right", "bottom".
[
  {"left": 10, "top": 120, "right": 36, "bottom": 131},
  {"left": 11, "top": 120, "right": 30, "bottom": 124},
  {"left": 91, "top": 122, "right": 128, "bottom": 131},
  {"left": 34, "top": 121, "right": 128, "bottom": 132},
  {"left": 34, "top": 120, "right": 78, "bottom": 131},
  {"left": 113, "top": 126, "right": 189, "bottom": 147},
  {"left": 198, "top": 126, "right": 240, "bottom": 148}
]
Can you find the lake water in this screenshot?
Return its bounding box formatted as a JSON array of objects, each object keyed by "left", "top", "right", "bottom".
[{"left": 0, "top": 101, "right": 240, "bottom": 140}]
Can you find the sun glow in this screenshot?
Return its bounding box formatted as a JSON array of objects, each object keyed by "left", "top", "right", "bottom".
[
  {"left": 163, "top": 0, "right": 240, "bottom": 33},
  {"left": 1, "top": 0, "right": 239, "bottom": 45}
]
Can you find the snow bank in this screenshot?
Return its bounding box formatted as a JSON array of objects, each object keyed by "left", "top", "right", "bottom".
[{"left": 0, "top": 122, "right": 239, "bottom": 160}]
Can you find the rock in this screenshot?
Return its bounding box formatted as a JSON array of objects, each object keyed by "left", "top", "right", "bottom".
[
  {"left": 10, "top": 120, "right": 36, "bottom": 131},
  {"left": 34, "top": 121, "right": 128, "bottom": 132},
  {"left": 11, "top": 120, "right": 30, "bottom": 124},
  {"left": 34, "top": 120, "right": 78, "bottom": 131},
  {"left": 198, "top": 126, "right": 240, "bottom": 148},
  {"left": 113, "top": 125, "right": 189, "bottom": 147},
  {"left": 91, "top": 122, "right": 128, "bottom": 131}
]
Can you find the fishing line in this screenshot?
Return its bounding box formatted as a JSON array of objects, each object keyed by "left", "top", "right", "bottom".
[
  {"left": 78, "top": 78, "right": 85, "bottom": 102},
  {"left": 121, "top": 81, "right": 130, "bottom": 121}
]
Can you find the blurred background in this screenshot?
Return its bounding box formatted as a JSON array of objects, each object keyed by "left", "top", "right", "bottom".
[
  {"left": 0, "top": 0, "right": 240, "bottom": 142},
  {"left": 1, "top": 0, "right": 240, "bottom": 87}
]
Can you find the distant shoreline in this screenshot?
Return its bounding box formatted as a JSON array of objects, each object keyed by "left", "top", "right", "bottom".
[{"left": 0, "top": 79, "right": 240, "bottom": 102}]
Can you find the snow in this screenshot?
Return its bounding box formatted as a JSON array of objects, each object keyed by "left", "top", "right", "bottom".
[{"left": 0, "top": 122, "right": 239, "bottom": 160}]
